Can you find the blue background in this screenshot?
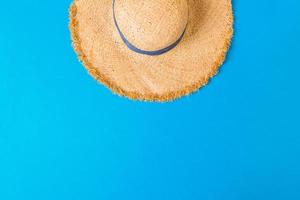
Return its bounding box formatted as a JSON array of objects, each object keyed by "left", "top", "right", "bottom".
[{"left": 0, "top": 0, "right": 300, "bottom": 199}]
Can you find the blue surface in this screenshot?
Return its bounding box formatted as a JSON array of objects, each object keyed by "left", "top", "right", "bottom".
[{"left": 0, "top": 0, "right": 300, "bottom": 200}]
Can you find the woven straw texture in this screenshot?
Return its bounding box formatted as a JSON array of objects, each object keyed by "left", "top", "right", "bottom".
[{"left": 69, "top": 0, "right": 233, "bottom": 102}]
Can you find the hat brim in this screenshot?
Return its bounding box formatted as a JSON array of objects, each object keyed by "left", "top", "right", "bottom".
[{"left": 69, "top": 0, "right": 233, "bottom": 102}]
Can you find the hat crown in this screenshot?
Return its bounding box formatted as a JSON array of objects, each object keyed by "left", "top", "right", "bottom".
[{"left": 114, "top": 0, "right": 188, "bottom": 51}]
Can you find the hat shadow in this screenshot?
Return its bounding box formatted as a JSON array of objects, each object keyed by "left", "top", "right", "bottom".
[
  {"left": 183, "top": 0, "right": 236, "bottom": 66},
  {"left": 183, "top": 0, "right": 207, "bottom": 43}
]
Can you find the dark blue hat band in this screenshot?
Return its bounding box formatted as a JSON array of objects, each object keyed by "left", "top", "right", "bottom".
[{"left": 112, "top": 0, "right": 186, "bottom": 56}]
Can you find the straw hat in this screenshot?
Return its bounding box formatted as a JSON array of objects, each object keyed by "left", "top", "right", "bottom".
[{"left": 69, "top": 0, "right": 233, "bottom": 101}]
